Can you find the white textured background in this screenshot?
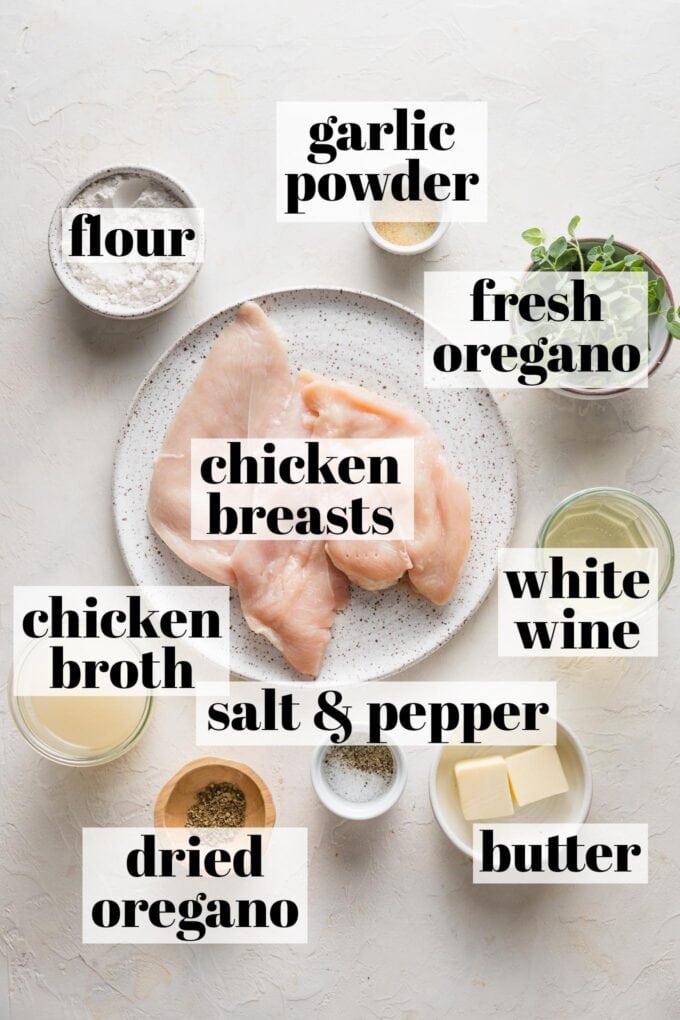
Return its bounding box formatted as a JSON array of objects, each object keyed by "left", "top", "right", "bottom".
[{"left": 2, "top": 1, "right": 679, "bottom": 1017}]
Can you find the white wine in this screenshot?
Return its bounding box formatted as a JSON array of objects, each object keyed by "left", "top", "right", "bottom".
[
  {"left": 542, "top": 492, "right": 653, "bottom": 549},
  {"left": 539, "top": 487, "right": 674, "bottom": 596}
]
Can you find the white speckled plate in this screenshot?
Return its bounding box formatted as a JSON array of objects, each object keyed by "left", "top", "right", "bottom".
[{"left": 113, "top": 288, "right": 517, "bottom": 684}]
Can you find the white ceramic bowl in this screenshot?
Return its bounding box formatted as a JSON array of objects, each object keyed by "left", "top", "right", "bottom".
[
  {"left": 362, "top": 161, "right": 450, "bottom": 255},
  {"left": 311, "top": 728, "right": 407, "bottom": 820},
  {"left": 429, "top": 720, "right": 592, "bottom": 860},
  {"left": 48, "top": 164, "right": 202, "bottom": 320}
]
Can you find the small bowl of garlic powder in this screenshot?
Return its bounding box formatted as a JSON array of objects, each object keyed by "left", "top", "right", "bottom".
[
  {"left": 363, "top": 162, "right": 450, "bottom": 255},
  {"left": 311, "top": 727, "right": 407, "bottom": 820},
  {"left": 48, "top": 165, "right": 203, "bottom": 319}
]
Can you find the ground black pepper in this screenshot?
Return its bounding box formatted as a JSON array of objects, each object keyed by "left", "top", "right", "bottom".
[{"left": 325, "top": 744, "right": 394, "bottom": 779}]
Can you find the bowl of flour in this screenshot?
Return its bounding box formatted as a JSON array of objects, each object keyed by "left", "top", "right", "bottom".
[{"left": 48, "top": 165, "right": 203, "bottom": 319}]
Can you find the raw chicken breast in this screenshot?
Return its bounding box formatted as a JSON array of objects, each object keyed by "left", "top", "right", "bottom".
[
  {"left": 316, "top": 539, "right": 412, "bottom": 592},
  {"left": 230, "top": 381, "right": 349, "bottom": 677},
  {"left": 299, "top": 370, "right": 416, "bottom": 590},
  {"left": 148, "top": 302, "right": 348, "bottom": 677},
  {"left": 230, "top": 538, "right": 349, "bottom": 676},
  {"left": 405, "top": 433, "right": 471, "bottom": 604},
  {"left": 148, "top": 301, "right": 469, "bottom": 675},
  {"left": 300, "top": 372, "right": 471, "bottom": 604},
  {"left": 148, "top": 301, "right": 292, "bottom": 586}
]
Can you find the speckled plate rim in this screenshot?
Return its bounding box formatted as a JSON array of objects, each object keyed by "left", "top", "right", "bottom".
[{"left": 112, "top": 286, "right": 518, "bottom": 686}]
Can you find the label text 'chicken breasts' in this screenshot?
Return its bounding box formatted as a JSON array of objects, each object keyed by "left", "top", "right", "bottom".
[{"left": 190, "top": 438, "right": 415, "bottom": 540}]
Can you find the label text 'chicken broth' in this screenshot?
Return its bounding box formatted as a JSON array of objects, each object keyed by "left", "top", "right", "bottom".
[{"left": 190, "top": 438, "right": 415, "bottom": 540}]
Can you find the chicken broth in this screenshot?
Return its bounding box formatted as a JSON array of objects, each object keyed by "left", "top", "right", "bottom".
[
  {"left": 26, "top": 694, "right": 148, "bottom": 752},
  {"left": 12, "top": 636, "right": 152, "bottom": 764}
]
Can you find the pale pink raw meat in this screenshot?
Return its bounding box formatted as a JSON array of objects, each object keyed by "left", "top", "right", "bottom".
[
  {"left": 230, "top": 537, "right": 349, "bottom": 676},
  {"left": 148, "top": 302, "right": 291, "bottom": 586},
  {"left": 148, "top": 301, "right": 470, "bottom": 675},
  {"left": 230, "top": 380, "right": 349, "bottom": 677},
  {"left": 148, "top": 303, "right": 348, "bottom": 676},
  {"left": 300, "top": 372, "right": 471, "bottom": 604},
  {"left": 405, "top": 436, "right": 471, "bottom": 604}
]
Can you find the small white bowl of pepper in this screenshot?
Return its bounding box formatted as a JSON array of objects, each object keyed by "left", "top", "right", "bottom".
[{"left": 311, "top": 728, "right": 407, "bottom": 820}]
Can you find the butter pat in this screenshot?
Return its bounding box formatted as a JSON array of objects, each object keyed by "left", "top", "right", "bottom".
[
  {"left": 506, "top": 745, "right": 569, "bottom": 807},
  {"left": 454, "top": 755, "right": 514, "bottom": 821}
]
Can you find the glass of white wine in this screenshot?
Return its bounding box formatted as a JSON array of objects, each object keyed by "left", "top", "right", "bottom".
[{"left": 537, "top": 487, "right": 674, "bottom": 597}]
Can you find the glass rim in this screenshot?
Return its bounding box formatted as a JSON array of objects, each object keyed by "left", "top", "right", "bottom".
[{"left": 536, "top": 486, "right": 675, "bottom": 597}]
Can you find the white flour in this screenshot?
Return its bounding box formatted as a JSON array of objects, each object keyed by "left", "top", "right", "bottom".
[{"left": 56, "top": 173, "right": 196, "bottom": 315}]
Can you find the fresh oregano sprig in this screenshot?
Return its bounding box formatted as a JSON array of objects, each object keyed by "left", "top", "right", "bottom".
[
  {"left": 522, "top": 215, "right": 585, "bottom": 272},
  {"left": 521, "top": 217, "right": 680, "bottom": 337}
]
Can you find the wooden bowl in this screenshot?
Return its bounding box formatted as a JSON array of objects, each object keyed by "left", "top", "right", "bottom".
[{"left": 154, "top": 756, "right": 276, "bottom": 828}]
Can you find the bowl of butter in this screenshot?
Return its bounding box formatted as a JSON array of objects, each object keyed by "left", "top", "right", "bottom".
[{"left": 429, "top": 719, "right": 592, "bottom": 859}]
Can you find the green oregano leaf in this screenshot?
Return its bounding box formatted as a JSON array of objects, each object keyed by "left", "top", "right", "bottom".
[
  {"left": 522, "top": 227, "right": 544, "bottom": 245},
  {"left": 555, "top": 249, "right": 579, "bottom": 270},
  {"left": 548, "top": 236, "right": 567, "bottom": 259},
  {"left": 567, "top": 215, "right": 581, "bottom": 238}
]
